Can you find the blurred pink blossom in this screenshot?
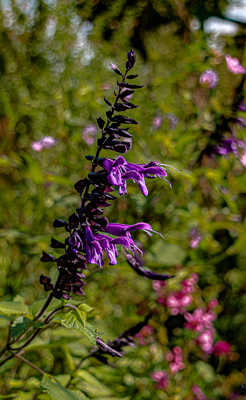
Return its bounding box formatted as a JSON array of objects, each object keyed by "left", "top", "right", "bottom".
[
  {"left": 153, "top": 116, "right": 163, "bottom": 129},
  {"left": 151, "top": 370, "right": 169, "bottom": 390},
  {"left": 152, "top": 280, "right": 166, "bottom": 294},
  {"left": 82, "top": 124, "right": 97, "bottom": 145},
  {"left": 189, "top": 228, "right": 202, "bottom": 248},
  {"left": 213, "top": 340, "right": 231, "bottom": 357},
  {"left": 31, "top": 136, "right": 56, "bottom": 152},
  {"left": 225, "top": 55, "right": 246, "bottom": 74},
  {"left": 192, "top": 385, "right": 206, "bottom": 400},
  {"left": 166, "top": 346, "right": 185, "bottom": 374},
  {"left": 184, "top": 308, "right": 216, "bottom": 332},
  {"left": 196, "top": 328, "right": 215, "bottom": 354},
  {"left": 199, "top": 69, "right": 218, "bottom": 88},
  {"left": 135, "top": 325, "right": 154, "bottom": 345}
]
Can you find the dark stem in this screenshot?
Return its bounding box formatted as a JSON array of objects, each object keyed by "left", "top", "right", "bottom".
[{"left": 81, "top": 68, "right": 127, "bottom": 209}]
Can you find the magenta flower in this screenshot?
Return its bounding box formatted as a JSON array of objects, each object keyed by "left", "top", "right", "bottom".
[
  {"left": 31, "top": 136, "right": 56, "bottom": 152},
  {"left": 196, "top": 328, "right": 215, "bottom": 354},
  {"left": 184, "top": 308, "right": 216, "bottom": 332},
  {"left": 103, "top": 156, "right": 169, "bottom": 196},
  {"left": 151, "top": 370, "right": 169, "bottom": 390},
  {"left": 225, "top": 55, "right": 246, "bottom": 74},
  {"left": 192, "top": 385, "right": 206, "bottom": 400},
  {"left": 166, "top": 346, "right": 185, "bottom": 374},
  {"left": 199, "top": 69, "right": 218, "bottom": 88},
  {"left": 213, "top": 340, "right": 231, "bottom": 357}
]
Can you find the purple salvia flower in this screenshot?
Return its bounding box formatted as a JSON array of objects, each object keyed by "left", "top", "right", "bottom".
[
  {"left": 103, "top": 156, "right": 168, "bottom": 196},
  {"left": 215, "top": 137, "right": 238, "bottom": 155},
  {"left": 199, "top": 69, "right": 218, "bottom": 88},
  {"left": 225, "top": 55, "right": 246, "bottom": 74}
]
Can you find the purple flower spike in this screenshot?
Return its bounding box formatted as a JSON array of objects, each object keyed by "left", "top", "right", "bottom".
[
  {"left": 199, "top": 69, "right": 218, "bottom": 88},
  {"left": 103, "top": 156, "right": 168, "bottom": 196},
  {"left": 225, "top": 55, "right": 246, "bottom": 74}
]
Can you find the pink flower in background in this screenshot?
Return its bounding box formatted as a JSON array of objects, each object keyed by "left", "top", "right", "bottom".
[
  {"left": 192, "top": 385, "right": 206, "bottom": 400},
  {"left": 241, "top": 149, "right": 246, "bottom": 167},
  {"left": 135, "top": 325, "right": 154, "bottom": 345},
  {"left": 166, "top": 346, "right": 185, "bottom": 374},
  {"left": 31, "top": 136, "right": 56, "bottom": 152},
  {"left": 152, "top": 280, "right": 166, "bottom": 294},
  {"left": 167, "top": 291, "right": 192, "bottom": 315},
  {"left": 184, "top": 308, "right": 216, "bottom": 332},
  {"left": 189, "top": 228, "right": 202, "bottom": 248},
  {"left": 213, "top": 340, "right": 231, "bottom": 357},
  {"left": 225, "top": 55, "right": 246, "bottom": 74},
  {"left": 199, "top": 69, "right": 218, "bottom": 88},
  {"left": 82, "top": 124, "right": 97, "bottom": 145},
  {"left": 196, "top": 328, "right": 215, "bottom": 353},
  {"left": 166, "top": 274, "right": 197, "bottom": 315},
  {"left": 153, "top": 116, "right": 163, "bottom": 129},
  {"left": 208, "top": 299, "right": 218, "bottom": 309},
  {"left": 151, "top": 370, "right": 169, "bottom": 390}
]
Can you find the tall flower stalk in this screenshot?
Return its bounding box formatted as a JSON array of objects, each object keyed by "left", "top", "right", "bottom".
[{"left": 0, "top": 50, "right": 172, "bottom": 371}]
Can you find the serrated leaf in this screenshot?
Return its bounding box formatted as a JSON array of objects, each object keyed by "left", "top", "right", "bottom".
[
  {"left": 57, "top": 310, "right": 98, "bottom": 345},
  {"left": 41, "top": 375, "right": 85, "bottom": 400},
  {"left": 0, "top": 301, "right": 29, "bottom": 316}
]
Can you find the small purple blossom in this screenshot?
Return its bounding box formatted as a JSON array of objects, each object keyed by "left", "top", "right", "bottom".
[
  {"left": 189, "top": 228, "right": 202, "bottom": 248},
  {"left": 215, "top": 137, "right": 238, "bottom": 156},
  {"left": 103, "top": 156, "right": 169, "bottom": 196},
  {"left": 31, "top": 136, "right": 56, "bottom": 152},
  {"left": 166, "top": 113, "right": 178, "bottom": 130},
  {"left": 225, "top": 55, "right": 246, "bottom": 74},
  {"left": 199, "top": 69, "right": 218, "bottom": 88},
  {"left": 153, "top": 115, "right": 163, "bottom": 129},
  {"left": 82, "top": 124, "right": 97, "bottom": 145}
]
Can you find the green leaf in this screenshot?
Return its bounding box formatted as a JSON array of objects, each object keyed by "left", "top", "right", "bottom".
[
  {"left": 0, "top": 301, "right": 29, "bottom": 316},
  {"left": 56, "top": 310, "right": 99, "bottom": 345},
  {"left": 10, "top": 316, "right": 34, "bottom": 341},
  {"left": 41, "top": 375, "right": 87, "bottom": 400},
  {"left": 76, "top": 370, "right": 113, "bottom": 397},
  {"left": 78, "top": 304, "right": 93, "bottom": 314}
]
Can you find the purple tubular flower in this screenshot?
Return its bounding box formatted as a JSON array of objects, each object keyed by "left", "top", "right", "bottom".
[
  {"left": 103, "top": 156, "right": 168, "bottom": 196},
  {"left": 83, "top": 224, "right": 149, "bottom": 267}
]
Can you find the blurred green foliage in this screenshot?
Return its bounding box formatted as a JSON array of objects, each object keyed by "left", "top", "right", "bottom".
[{"left": 1, "top": 0, "right": 246, "bottom": 399}]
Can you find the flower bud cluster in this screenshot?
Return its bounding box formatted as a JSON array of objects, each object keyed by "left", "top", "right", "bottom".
[
  {"left": 153, "top": 273, "right": 198, "bottom": 315},
  {"left": 165, "top": 346, "right": 184, "bottom": 374}
]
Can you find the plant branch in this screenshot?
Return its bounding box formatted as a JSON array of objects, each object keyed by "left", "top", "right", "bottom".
[{"left": 14, "top": 353, "right": 46, "bottom": 376}]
